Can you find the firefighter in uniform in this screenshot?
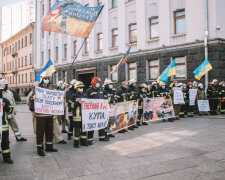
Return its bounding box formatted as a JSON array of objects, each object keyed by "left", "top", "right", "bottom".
[
  {"left": 0, "top": 79, "right": 14, "bottom": 164},
  {"left": 103, "top": 79, "right": 116, "bottom": 138},
  {"left": 207, "top": 79, "right": 219, "bottom": 115},
  {"left": 69, "top": 81, "right": 88, "bottom": 148},
  {"left": 149, "top": 82, "right": 160, "bottom": 98},
  {"left": 197, "top": 83, "right": 208, "bottom": 115},
  {"left": 126, "top": 79, "right": 138, "bottom": 129},
  {"left": 171, "top": 81, "right": 181, "bottom": 120},
  {"left": 2, "top": 79, "right": 27, "bottom": 141},
  {"left": 186, "top": 82, "right": 195, "bottom": 117},
  {"left": 179, "top": 83, "right": 186, "bottom": 118},
  {"left": 219, "top": 81, "right": 225, "bottom": 114},
  {"left": 30, "top": 72, "right": 58, "bottom": 156},
  {"left": 66, "top": 79, "right": 77, "bottom": 140},
  {"left": 137, "top": 84, "right": 148, "bottom": 126},
  {"left": 85, "top": 77, "right": 109, "bottom": 145},
  {"left": 114, "top": 81, "right": 129, "bottom": 133}
]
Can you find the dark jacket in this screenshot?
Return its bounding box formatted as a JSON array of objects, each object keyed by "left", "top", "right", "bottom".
[
  {"left": 2, "top": 98, "right": 13, "bottom": 132},
  {"left": 114, "top": 87, "right": 128, "bottom": 103},
  {"left": 103, "top": 86, "right": 115, "bottom": 104},
  {"left": 126, "top": 85, "right": 138, "bottom": 100},
  {"left": 85, "top": 86, "right": 104, "bottom": 99}
]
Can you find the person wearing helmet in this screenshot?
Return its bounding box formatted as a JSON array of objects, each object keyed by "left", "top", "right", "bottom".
[
  {"left": 69, "top": 81, "right": 88, "bottom": 148},
  {"left": 85, "top": 77, "right": 109, "bottom": 144},
  {"left": 179, "top": 83, "right": 186, "bottom": 118},
  {"left": 197, "top": 83, "right": 208, "bottom": 116},
  {"left": 170, "top": 81, "right": 181, "bottom": 120},
  {"left": 126, "top": 79, "right": 138, "bottom": 130},
  {"left": 0, "top": 79, "right": 14, "bottom": 164},
  {"left": 56, "top": 81, "right": 67, "bottom": 133},
  {"left": 137, "top": 84, "right": 148, "bottom": 126},
  {"left": 207, "top": 79, "right": 219, "bottom": 115},
  {"left": 66, "top": 79, "right": 77, "bottom": 140},
  {"left": 114, "top": 81, "right": 129, "bottom": 133},
  {"left": 149, "top": 81, "right": 160, "bottom": 98},
  {"left": 185, "top": 82, "right": 195, "bottom": 117},
  {"left": 103, "top": 78, "right": 116, "bottom": 138},
  {"left": 218, "top": 81, "right": 225, "bottom": 114},
  {"left": 1, "top": 79, "right": 27, "bottom": 142},
  {"left": 29, "top": 71, "right": 58, "bottom": 156}
]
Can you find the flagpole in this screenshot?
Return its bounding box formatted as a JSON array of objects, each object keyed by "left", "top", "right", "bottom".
[{"left": 65, "top": 39, "right": 86, "bottom": 82}]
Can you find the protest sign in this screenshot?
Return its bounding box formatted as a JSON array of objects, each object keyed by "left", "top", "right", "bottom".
[
  {"left": 173, "top": 87, "right": 185, "bottom": 104},
  {"left": 34, "top": 86, "right": 64, "bottom": 115},
  {"left": 143, "top": 97, "right": 175, "bottom": 122},
  {"left": 189, "top": 89, "right": 198, "bottom": 106},
  {"left": 0, "top": 99, "right": 3, "bottom": 145},
  {"left": 107, "top": 101, "right": 138, "bottom": 135},
  {"left": 198, "top": 100, "right": 210, "bottom": 112},
  {"left": 82, "top": 99, "right": 110, "bottom": 132}
]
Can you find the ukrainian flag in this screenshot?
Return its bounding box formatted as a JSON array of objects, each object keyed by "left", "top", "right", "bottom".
[
  {"left": 35, "top": 59, "right": 56, "bottom": 82},
  {"left": 157, "top": 60, "right": 176, "bottom": 83},
  {"left": 193, "top": 58, "right": 212, "bottom": 80}
]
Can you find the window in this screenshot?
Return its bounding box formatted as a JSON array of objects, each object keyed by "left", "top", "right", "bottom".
[
  {"left": 25, "top": 73, "right": 27, "bottom": 83},
  {"left": 127, "top": 63, "right": 137, "bottom": 80},
  {"left": 19, "top": 75, "right": 20, "bottom": 83},
  {"left": 85, "top": 38, "right": 89, "bottom": 53},
  {"left": 18, "top": 58, "right": 20, "bottom": 68},
  {"left": 15, "top": 59, "right": 17, "bottom": 69},
  {"left": 22, "top": 74, "right": 24, "bottom": 83},
  {"left": 21, "top": 57, "right": 23, "bottom": 67},
  {"left": 15, "top": 42, "right": 17, "bottom": 51},
  {"left": 12, "top": 60, "right": 14, "bottom": 70},
  {"left": 73, "top": 41, "right": 77, "bottom": 56},
  {"left": 129, "top": 24, "right": 137, "bottom": 43},
  {"left": 112, "top": 0, "right": 118, "bottom": 8},
  {"left": 174, "top": 57, "right": 186, "bottom": 79},
  {"left": 48, "top": 49, "right": 51, "bottom": 60},
  {"left": 25, "top": 36, "right": 27, "bottom": 46},
  {"left": 30, "top": 72, "right": 32, "bottom": 82},
  {"left": 41, "top": 52, "right": 44, "bottom": 65},
  {"left": 112, "top": 29, "right": 118, "bottom": 47},
  {"left": 148, "top": 60, "right": 159, "bottom": 80},
  {"left": 97, "top": 33, "right": 103, "bottom": 51},
  {"left": 25, "top": 56, "right": 27, "bottom": 66},
  {"left": 55, "top": 47, "right": 58, "bottom": 60},
  {"left": 97, "top": 0, "right": 103, "bottom": 5},
  {"left": 30, "top": 54, "right": 32, "bottom": 65},
  {"left": 149, "top": 17, "right": 159, "bottom": 39},
  {"left": 110, "top": 65, "right": 118, "bottom": 82},
  {"left": 64, "top": 44, "right": 67, "bottom": 58},
  {"left": 42, "top": 4, "right": 44, "bottom": 15},
  {"left": 30, "top": 33, "right": 32, "bottom": 44},
  {"left": 21, "top": 38, "right": 23, "bottom": 48},
  {"left": 174, "top": 9, "right": 186, "bottom": 34},
  {"left": 18, "top": 40, "right": 20, "bottom": 50}
]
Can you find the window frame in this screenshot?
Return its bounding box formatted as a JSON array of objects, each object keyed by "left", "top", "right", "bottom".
[
  {"left": 64, "top": 44, "right": 67, "bottom": 59},
  {"left": 110, "top": 65, "right": 118, "bottom": 82},
  {"left": 97, "top": 33, "right": 103, "bottom": 51},
  {"left": 73, "top": 41, "right": 77, "bottom": 56},
  {"left": 174, "top": 9, "right": 185, "bottom": 35},
  {"left": 172, "top": 56, "right": 187, "bottom": 80},
  {"left": 149, "top": 17, "right": 159, "bottom": 39},
  {"left": 112, "top": 28, "right": 118, "bottom": 48},
  {"left": 112, "top": 0, "right": 118, "bottom": 8},
  {"left": 127, "top": 62, "right": 137, "bottom": 81},
  {"left": 85, "top": 38, "right": 89, "bottom": 54},
  {"left": 147, "top": 60, "right": 159, "bottom": 81},
  {"left": 129, "top": 23, "right": 137, "bottom": 44},
  {"left": 55, "top": 47, "right": 59, "bottom": 60}
]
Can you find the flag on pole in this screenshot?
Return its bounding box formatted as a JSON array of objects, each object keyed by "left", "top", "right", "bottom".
[
  {"left": 110, "top": 47, "right": 131, "bottom": 75},
  {"left": 193, "top": 58, "right": 213, "bottom": 80},
  {"left": 41, "top": 1, "right": 104, "bottom": 38},
  {"left": 157, "top": 60, "right": 176, "bottom": 83},
  {"left": 35, "top": 59, "right": 56, "bottom": 82}
]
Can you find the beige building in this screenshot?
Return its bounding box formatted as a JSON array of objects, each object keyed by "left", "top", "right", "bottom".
[{"left": 1, "top": 22, "right": 35, "bottom": 95}]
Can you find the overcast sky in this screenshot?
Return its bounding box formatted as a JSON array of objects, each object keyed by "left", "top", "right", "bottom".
[{"left": 0, "top": 0, "right": 34, "bottom": 7}]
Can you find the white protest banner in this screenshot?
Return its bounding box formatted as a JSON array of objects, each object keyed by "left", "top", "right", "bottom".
[
  {"left": 173, "top": 87, "right": 185, "bottom": 104},
  {"left": 35, "top": 86, "right": 64, "bottom": 115},
  {"left": 198, "top": 100, "right": 210, "bottom": 112},
  {"left": 189, "top": 89, "right": 198, "bottom": 106},
  {"left": 82, "top": 99, "right": 110, "bottom": 132},
  {"left": 0, "top": 99, "right": 3, "bottom": 146}
]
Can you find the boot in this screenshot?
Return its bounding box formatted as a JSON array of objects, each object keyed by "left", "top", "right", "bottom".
[
  {"left": 133, "top": 125, "right": 138, "bottom": 128},
  {"left": 118, "top": 130, "right": 125, "bottom": 133},
  {"left": 80, "top": 139, "right": 88, "bottom": 147},
  {"left": 16, "top": 137, "right": 27, "bottom": 141},
  {"left": 105, "top": 135, "right": 110, "bottom": 140},
  {"left": 137, "top": 121, "right": 142, "bottom": 126},
  {"left": 108, "top": 134, "right": 115, "bottom": 138},
  {"left": 58, "top": 140, "right": 67, "bottom": 144},
  {"left": 99, "top": 138, "right": 110, "bottom": 142},
  {"left": 88, "top": 140, "right": 93, "bottom": 145},
  {"left": 142, "top": 122, "right": 148, "bottom": 125},
  {"left": 37, "top": 150, "right": 46, "bottom": 157},
  {"left": 45, "top": 148, "right": 58, "bottom": 152},
  {"left": 3, "top": 157, "right": 14, "bottom": 164},
  {"left": 128, "top": 127, "right": 134, "bottom": 130},
  {"left": 74, "top": 140, "right": 80, "bottom": 148}
]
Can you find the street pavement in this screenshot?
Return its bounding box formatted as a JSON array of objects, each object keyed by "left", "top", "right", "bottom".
[{"left": 1, "top": 104, "right": 225, "bottom": 180}]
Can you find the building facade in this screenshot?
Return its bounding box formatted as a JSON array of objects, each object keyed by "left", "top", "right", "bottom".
[
  {"left": 35, "top": 0, "right": 225, "bottom": 89},
  {"left": 1, "top": 23, "right": 35, "bottom": 95}
]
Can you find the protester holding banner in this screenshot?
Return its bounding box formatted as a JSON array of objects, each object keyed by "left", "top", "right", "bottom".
[
  {"left": 171, "top": 81, "right": 182, "bottom": 120},
  {"left": 1, "top": 79, "right": 27, "bottom": 142},
  {"left": 103, "top": 79, "right": 116, "bottom": 138},
  {"left": 137, "top": 84, "right": 148, "bottom": 126},
  {"left": 148, "top": 82, "right": 160, "bottom": 98},
  {"left": 219, "top": 81, "right": 225, "bottom": 114},
  {"left": 186, "top": 82, "right": 195, "bottom": 117},
  {"left": 197, "top": 83, "right": 208, "bottom": 115},
  {"left": 207, "top": 79, "right": 219, "bottom": 115},
  {"left": 0, "top": 79, "right": 14, "bottom": 164},
  {"left": 30, "top": 72, "right": 58, "bottom": 156},
  {"left": 85, "top": 77, "right": 109, "bottom": 144},
  {"left": 66, "top": 79, "right": 77, "bottom": 140},
  {"left": 179, "top": 83, "right": 186, "bottom": 118}
]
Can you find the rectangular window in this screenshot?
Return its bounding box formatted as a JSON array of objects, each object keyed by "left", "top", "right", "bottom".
[
  {"left": 148, "top": 60, "right": 159, "bottom": 80},
  {"left": 12, "top": 60, "right": 14, "bottom": 70},
  {"left": 73, "top": 41, "right": 77, "bottom": 56},
  {"left": 30, "top": 33, "right": 32, "bottom": 44},
  {"left": 25, "top": 36, "right": 27, "bottom": 46},
  {"left": 112, "top": 29, "right": 118, "bottom": 47},
  {"left": 18, "top": 40, "right": 20, "bottom": 50},
  {"left": 30, "top": 54, "right": 32, "bottom": 65},
  {"left": 128, "top": 63, "right": 137, "bottom": 80},
  {"left": 30, "top": 72, "right": 32, "bottom": 82},
  {"left": 15, "top": 59, "right": 17, "bottom": 69},
  {"left": 85, "top": 38, "right": 89, "bottom": 53},
  {"left": 18, "top": 58, "right": 20, "bottom": 68},
  {"left": 21, "top": 57, "right": 23, "bottom": 67},
  {"left": 112, "top": 0, "right": 118, "bottom": 8},
  {"left": 110, "top": 65, "right": 118, "bottom": 82},
  {"left": 48, "top": 49, "right": 51, "bottom": 60},
  {"left": 64, "top": 44, "right": 67, "bottom": 58},
  {"left": 21, "top": 38, "right": 23, "bottom": 48},
  {"left": 97, "top": 33, "right": 103, "bottom": 51},
  {"left": 129, "top": 24, "right": 137, "bottom": 43},
  {"left": 174, "top": 9, "right": 186, "bottom": 34},
  {"left": 42, "top": 4, "right": 44, "bottom": 15},
  {"left": 15, "top": 42, "right": 17, "bottom": 51},
  {"left": 174, "top": 57, "right": 187, "bottom": 79},
  {"left": 41, "top": 52, "right": 44, "bottom": 65},
  {"left": 149, "top": 17, "right": 159, "bottom": 39},
  {"left": 22, "top": 74, "right": 24, "bottom": 83},
  {"left": 25, "top": 56, "right": 27, "bottom": 66},
  {"left": 25, "top": 73, "right": 27, "bottom": 83},
  {"left": 55, "top": 47, "right": 59, "bottom": 60},
  {"left": 18, "top": 75, "right": 20, "bottom": 83}
]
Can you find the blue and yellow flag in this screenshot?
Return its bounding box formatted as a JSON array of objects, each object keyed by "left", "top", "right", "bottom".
[
  {"left": 42, "top": 1, "right": 104, "bottom": 38},
  {"left": 193, "top": 58, "right": 212, "bottom": 80},
  {"left": 35, "top": 59, "right": 56, "bottom": 82},
  {"left": 157, "top": 60, "right": 176, "bottom": 83}
]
